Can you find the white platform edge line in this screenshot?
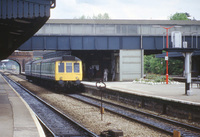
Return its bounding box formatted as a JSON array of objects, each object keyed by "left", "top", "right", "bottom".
[{"left": 1, "top": 74, "right": 45, "bottom": 137}]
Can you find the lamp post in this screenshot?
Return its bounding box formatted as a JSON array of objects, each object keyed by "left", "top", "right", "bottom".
[
  {"left": 160, "top": 26, "right": 175, "bottom": 84},
  {"left": 153, "top": 25, "right": 181, "bottom": 84}
]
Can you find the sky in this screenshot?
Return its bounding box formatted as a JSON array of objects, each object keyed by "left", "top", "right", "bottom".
[{"left": 50, "top": 0, "right": 200, "bottom": 20}]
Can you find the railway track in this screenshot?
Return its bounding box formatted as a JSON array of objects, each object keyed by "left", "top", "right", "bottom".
[
  {"left": 2, "top": 74, "right": 98, "bottom": 137},
  {"left": 68, "top": 93, "right": 200, "bottom": 137},
  {"left": 4, "top": 73, "right": 200, "bottom": 136}
]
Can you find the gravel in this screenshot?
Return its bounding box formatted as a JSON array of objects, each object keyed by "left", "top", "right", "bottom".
[{"left": 8, "top": 75, "right": 170, "bottom": 137}]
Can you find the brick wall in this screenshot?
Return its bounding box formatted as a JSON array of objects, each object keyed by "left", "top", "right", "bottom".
[{"left": 8, "top": 51, "right": 33, "bottom": 72}]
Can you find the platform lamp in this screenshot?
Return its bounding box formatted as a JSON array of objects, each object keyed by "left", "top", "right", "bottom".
[{"left": 153, "top": 25, "right": 182, "bottom": 84}]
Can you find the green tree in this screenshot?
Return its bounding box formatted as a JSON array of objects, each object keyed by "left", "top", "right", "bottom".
[
  {"left": 74, "top": 13, "right": 110, "bottom": 20},
  {"left": 168, "top": 58, "right": 183, "bottom": 75},
  {"left": 93, "top": 13, "right": 110, "bottom": 19},
  {"left": 144, "top": 55, "right": 165, "bottom": 74},
  {"left": 169, "top": 12, "right": 190, "bottom": 20},
  {"left": 79, "top": 15, "right": 87, "bottom": 19},
  {"left": 144, "top": 54, "right": 183, "bottom": 75}
]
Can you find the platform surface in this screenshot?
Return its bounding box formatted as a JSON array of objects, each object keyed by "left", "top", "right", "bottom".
[
  {"left": 82, "top": 81, "right": 200, "bottom": 105},
  {"left": 0, "top": 74, "right": 42, "bottom": 137}
]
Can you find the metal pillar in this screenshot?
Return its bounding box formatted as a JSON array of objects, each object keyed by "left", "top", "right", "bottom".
[{"left": 184, "top": 52, "right": 192, "bottom": 95}]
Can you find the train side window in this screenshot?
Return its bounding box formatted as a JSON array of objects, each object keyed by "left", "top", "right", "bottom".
[
  {"left": 66, "top": 63, "right": 72, "bottom": 73},
  {"left": 52, "top": 63, "right": 55, "bottom": 73},
  {"left": 58, "top": 63, "right": 64, "bottom": 73},
  {"left": 74, "top": 63, "right": 79, "bottom": 73}
]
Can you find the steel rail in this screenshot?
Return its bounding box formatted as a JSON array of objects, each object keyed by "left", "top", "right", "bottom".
[
  {"left": 68, "top": 94, "right": 200, "bottom": 137},
  {"left": 5, "top": 72, "right": 200, "bottom": 136},
  {"left": 2, "top": 73, "right": 98, "bottom": 137},
  {"left": 80, "top": 94, "right": 200, "bottom": 132}
]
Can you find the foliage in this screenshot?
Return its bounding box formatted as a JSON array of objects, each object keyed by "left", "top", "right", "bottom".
[
  {"left": 144, "top": 54, "right": 165, "bottom": 74},
  {"left": 169, "top": 12, "right": 190, "bottom": 20},
  {"left": 168, "top": 58, "right": 184, "bottom": 75},
  {"left": 93, "top": 13, "right": 110, "bottom": 19},
  {"left": 146, "top": 74, "right": 165, "bottom": 82},
  {"left": 144, "top": 54, "right": 183, "bottom": 75},
  {"left": 74, "top": 13, "right": 110, "bottom": 20},
  {"left": 144, "top": 74, "right": 173, "bottom": 83}
]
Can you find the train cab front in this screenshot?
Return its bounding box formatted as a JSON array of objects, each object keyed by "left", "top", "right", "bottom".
[{"left": 55, "top": 61, "right": 83, "bottom": 92}]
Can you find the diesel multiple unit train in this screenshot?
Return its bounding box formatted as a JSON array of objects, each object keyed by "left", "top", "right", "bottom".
[{"left": 25, "top": 55, "right": 83, "bottom": 92}]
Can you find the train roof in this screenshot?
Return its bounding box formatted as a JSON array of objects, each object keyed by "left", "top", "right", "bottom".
[{"left": 27, "top": 55, "right": 81, "bottom": 65}]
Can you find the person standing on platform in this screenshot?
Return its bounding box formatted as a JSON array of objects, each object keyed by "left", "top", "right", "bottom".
[
  {"left": 103, "top": 68, "right": 108, "bottom": 82},
  {"left": 88, "top": 66, "right": 93, "bottom": 81},
  {"left": 93, "top": 66, "right": 97, "bottom": 79}
]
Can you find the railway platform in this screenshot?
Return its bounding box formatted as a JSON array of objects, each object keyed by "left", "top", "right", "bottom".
[
  {"left": 82, "top": 81, "right": 200, "bottom": 105},
  {"left": 0, "top": 74, "right": 44, "bottom": 137}
]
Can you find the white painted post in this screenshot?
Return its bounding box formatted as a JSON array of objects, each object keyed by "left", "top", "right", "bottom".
[{"left": 185, "top": 52, "right": 192, "bottom": 95}]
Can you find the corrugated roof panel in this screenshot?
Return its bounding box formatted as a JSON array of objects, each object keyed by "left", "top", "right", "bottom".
[
  {"left": 0, "top": 1, "right": 1, "bottom": 18},
  {"left": 34, "top": 4, "right": 39, "bottom": 17},
  {"left": 45, "top": 5, "right": 50, "bottom": 17},
  {"left": 0, "top": 0, "right": 56, "bottom": 60},
  {"left": 7, "top": 0, "right": 13, "bottom": 19},
  {"left": 13, "top": 0, "right": 18, "bottom": 18},
  {"left": 2, "top": 0, "right": 7, "bottom": 19},
  {"left": 18, "top": 1, "right": 23, "bottom": 18},
  {"left": 24, "top": 1, "right": 29, "bottom": 18},
  {"left": 29, "top": 3, "right": 34, "bottom": 17},
  {"left": 0, "top": 0, "right": 55, "bottom": 19},
  {"left": 40, "top": 5, "right": 45, "bottom": 17}
]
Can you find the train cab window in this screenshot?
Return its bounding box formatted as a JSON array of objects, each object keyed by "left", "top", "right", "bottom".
[
  {"left": 58, "top": 63, "right": 64, "bottom": 73},
  {"left": 66, "top": 63, "right": 72, "bottom": 73},
  {"left": 74, "top": 63, "right": 80, "bottom": 73}
]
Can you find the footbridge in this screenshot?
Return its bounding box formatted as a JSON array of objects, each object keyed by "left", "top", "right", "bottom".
[
  {"left": 18, "top": 19, "right": 200, "bottom": 81},
  {"left": 19, "top": 19, "right": 200, "bottom": 52}
]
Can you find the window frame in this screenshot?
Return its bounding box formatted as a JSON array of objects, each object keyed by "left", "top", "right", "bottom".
[
  {"left": 74, "top": 63, "right": 80, "bottom": 73},
  {"left": 58, "top": 62, "right": 64, "bottom": 73},
  {"left": 66, "top": 62, "right": 72, "bottom": 73}
]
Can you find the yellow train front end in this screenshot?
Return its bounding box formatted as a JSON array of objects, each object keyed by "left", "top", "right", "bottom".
[{"left": 55, "top": 60, "right": 83, "bottom": 85}]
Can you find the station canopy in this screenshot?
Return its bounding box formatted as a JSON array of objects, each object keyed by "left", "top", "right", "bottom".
[{"left": 0, "top": 0, "right": 55, "bottom": 60}]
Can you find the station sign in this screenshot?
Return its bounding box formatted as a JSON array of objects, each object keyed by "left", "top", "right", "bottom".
[{"left": 165, "top": 56, "right": 168, "bottom": 61}]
